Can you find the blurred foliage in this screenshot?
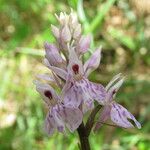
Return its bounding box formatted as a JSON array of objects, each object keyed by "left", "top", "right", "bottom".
[{"left": 0, "top": 0, "right": 150, "bottom": 150}]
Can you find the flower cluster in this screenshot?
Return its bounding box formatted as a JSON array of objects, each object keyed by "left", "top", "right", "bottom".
[{"left": 34, "top": 11, "right": 141, "bottom": 135}]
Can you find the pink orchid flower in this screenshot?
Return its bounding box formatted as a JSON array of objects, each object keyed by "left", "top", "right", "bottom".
[
  {"left": 94, "top": 74, "right": 141, "bottom": 130},
  {"left": 46, "top": 46, "right": 106, "bottom": 113},
  {"left": 34, "top": 81, "right": 83, "bottom": 135}
]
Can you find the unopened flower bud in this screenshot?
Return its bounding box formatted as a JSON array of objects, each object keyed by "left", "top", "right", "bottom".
[
  {"left": 78, "top": 34, "right": 92, "bottom": 54},
  {"left": 51, "top": 25, "right": 60, "bottom": 39},
  {"left": 61, "top": 25, "right": 71, "bottom": 42},
  {"left": 73, "top": 24, "right": 81, "bottom": 39}
]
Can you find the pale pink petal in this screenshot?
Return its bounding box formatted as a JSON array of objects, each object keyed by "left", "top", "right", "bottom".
[
  {"left": 59, "top": 106, "right": 83, "bottom": 132},
  {"left": 52, "top": 105, "right": 65, "bottom": 133},
  {"left": 78, "top": 35, "right": 92, "bottom": 54},
  {"left": 44, "top": 110, "right": 56, "bottom": 135},
  {"left": 61, "top": 74, "right": 73, "bottom": 95},
  {"left": 36, "top": 74, "right": 54, "bottom": 82},
  {"left": 84, "top": 47, "right": 101, "bottom": 77},
  {"left": 44, "top": 42, "right": 65, "bottom": 66},
  {"left": 94, "top": 105, "right": 111, "bottom": 131},
  {"left": 110, "top": 103, "right": 141, "bottom": 129},
  {"left": 47, "top": 65, "right": 67, "bottom": 80}
]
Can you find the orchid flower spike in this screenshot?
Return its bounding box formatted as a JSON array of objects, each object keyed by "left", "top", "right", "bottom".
[
  {"left": 95, "top": 74, "right": 141, "bottom": 131},
  {"left": 34, "top": 10, "right": 141, "bottom": 136}
]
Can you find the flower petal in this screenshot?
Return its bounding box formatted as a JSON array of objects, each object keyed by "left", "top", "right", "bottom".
[
  {"left": 44, "top": 60, "right": 67, "bottom": 80},
  {"left": 63, "top": 83, "right": 83, "bottom": 108},
  {"left": 108, "top": 76, "right": 124, "bottom": 93},
  {"left": 110, "top": 103, "right": 141, "bottom": 129},
  {"left": 105, "top": 73, "right": 122, "bottom": 91},
  {"left": 87, "top": 80, "right": 107, "bottom": 105},
  {"left": 36, "top": 74, "right": 54, "bottom": 82},
  {"left": 78, "top": 80, "right": 94, "bottom": 112},
  {"left": 106, "top": 77, "right": 124, "bottom": 102},
  {"left": 52, "top": 106, "right": 66, "bottom": 133},
  {"left": 59, "top": 106, "right": 83, "bottom": 132},
  {"left": 84, "top": 47, "right": 101, "bottom": 77},
  {"left": 44, "top": 42, "right": 66, "bottom": 68},
  {"left": 68, "top": 48, "right": 84, "bottom": 76},
  {"left": 82, "top": 100, "right": 94, "bottom": 114},
  {"left": 34, "top": 80, "right": 60, "bottom": 106},
  {"left": 51, "top": 24, "right": 60, "bottom": 39},
  {"left": 73, "top": 24, "right": 81, "bottom": 39},
  {"left": 61, "top": 25, "right": 71, "bottom": 42},
  {"left": 78, "top": 34, "right": 92, "bottom": 55},
  {"left": 44, "top": 110, "right": 56, "bottom": 135}
]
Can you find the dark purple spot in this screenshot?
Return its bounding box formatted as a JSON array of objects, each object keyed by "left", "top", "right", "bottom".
[
  {"left": 57, "top": 126, "right": 64, "bottom": 132},
  {"left": 44, "top": 90, "right": 53, "bottom": 99},
  {"left": 112, "top": 90, "right": 116, "bottom": 95},
  {"left": 72, "top": 64, "right": 79, "bottom": 74}
]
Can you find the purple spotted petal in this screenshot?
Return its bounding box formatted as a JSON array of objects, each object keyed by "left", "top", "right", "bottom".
[
  {"left": 78, "top": 80, "right": 94, "bottom": 113},
  {"left": 52, "top": 105, "right": 66, "bottom": 133},
  {"left": 63, "top": 84, "right": 83, "bottom": 108},
  {"left": 94, "top": 105, "right": 111, "bottom": 131},
  {"left": 59, "top": 106, "right": 83, "bottom": 132},
  {"left": 44, "top": 110, "right": 56, "bottom": 135},
  {"left": 87, "top": 81, "right": 107, "bottom": 105},
  {"left": 110, "top": 103, "right": 141, "bottom": 129}
]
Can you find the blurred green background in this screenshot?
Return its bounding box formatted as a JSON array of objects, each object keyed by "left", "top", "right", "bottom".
[{"left": 0, "top": 0, "right": 150, "bottom": 149}]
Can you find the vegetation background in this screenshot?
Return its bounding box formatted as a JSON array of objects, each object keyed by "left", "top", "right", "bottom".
[{"left": 0, "top": 0, "right": 150, "bottom": 149}]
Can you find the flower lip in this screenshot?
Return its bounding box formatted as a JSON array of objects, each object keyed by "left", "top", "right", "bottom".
[
  {"left": 72, "top": 64, "right": 79, "bottom": 74},
  {"left": 44, "top": 90, "right": 53, "bottom": 99}
]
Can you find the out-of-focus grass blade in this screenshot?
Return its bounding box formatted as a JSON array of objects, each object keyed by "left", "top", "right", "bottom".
[
  {"left": 77, "top": 0, "right": 89, "bottom": 33},
  {"left": 67, "top": 0, "right": 78, "bottom": 9},
  {"left": 87, "top": 0, "right": 116, "bottom": 33},
  {"left": 108, "top": 27, "right": 136, "bottom": 50},
  {"left": 16, "top": 47, "right": 45, "bottom": 56}
]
